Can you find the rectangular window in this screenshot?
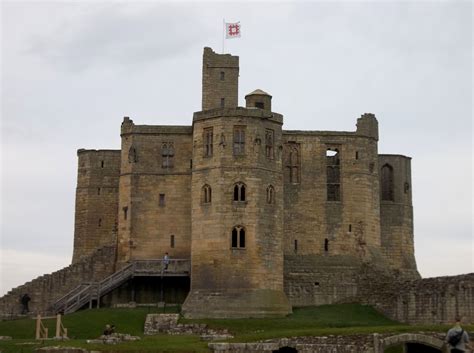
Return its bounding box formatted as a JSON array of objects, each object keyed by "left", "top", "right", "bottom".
[
  {"left": 170, "top": 235, "right": 175, "bottom": 248},
  {"left": 326, "top": 148, "right": 341, "bottom": 201},
  {"left": 159, "top": 194, "right": 165, "bottom": 207},
  {"left": 220, "top": 98, "right": 225, "bottom": 108},
  {"left": 265, "top": 129, "right": 274, "bottom": 159},
  {"left": 97, "top": 187, "right": 101, "bottom": 195},
  {"left": 123, "top": 206, "right": 128, "bottom": 220},
  {"left": 220, "top": 71, "right": 225, "bottom": 81},
  {"left": 233, "top": 126, "right": 246, "bottom": 156},
  {"left": 294, "top": 239, "right": 298, "bottom": 252},
  {"left": 255, "top": 102, "right": 264, "bottom": 109},
  {"left": 161, "top": 142, "right": 175, "bottom": 169},
  {"left": 203, "top": 127, "right": 213, "bottom": 157}
]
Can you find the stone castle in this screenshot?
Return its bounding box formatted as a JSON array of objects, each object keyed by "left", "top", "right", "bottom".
[{"left": 1, "top": 48, "right": 472, "bottom": 323}]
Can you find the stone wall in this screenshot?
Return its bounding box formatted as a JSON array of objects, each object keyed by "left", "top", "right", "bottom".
[
  {"left": 0, "top": 245, "right": 116, "bottom": 317},
  {"left": 357, "top": 273, "right": 474, "bottom": 324},
  {"left": 282, "top": 114, "right": 381, "bottom": 262},
  {"left": 209, "top": 333, "right": 448, "bottom": 353},
  {"left": 378, "top": 154, "right": 418, "bottom": 275},
  {"left": 117, "top": 118, "right": 193, "bottom": 264},
  {"left": 73, "top": 149, "right": 121, "bottom": 262}
]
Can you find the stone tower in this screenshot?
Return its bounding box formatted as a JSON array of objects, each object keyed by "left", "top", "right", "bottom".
[{"left": 182, "top": 48, "right": 292, "bottom": 318}]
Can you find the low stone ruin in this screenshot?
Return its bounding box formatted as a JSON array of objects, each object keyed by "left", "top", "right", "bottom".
[
  {"left": 144, "top": 313, "right": 233, "bottom": 340},
  {"left": 86, "top": 332, "right": 140, "bottom": 345}
]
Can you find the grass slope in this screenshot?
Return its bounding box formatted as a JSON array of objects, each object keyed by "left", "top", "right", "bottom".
[{"left": 0, "top": 304, "right": 470, "bottom": 353}]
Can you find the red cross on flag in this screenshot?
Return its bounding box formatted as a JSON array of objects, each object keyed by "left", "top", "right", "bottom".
[{"left": 225, "top": 22, "right": 241, "bottom": 39}]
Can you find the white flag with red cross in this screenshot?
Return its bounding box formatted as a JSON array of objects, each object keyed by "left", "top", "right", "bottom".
[{"left": 225, "top": 22, "right": 241, "bottom": 39}]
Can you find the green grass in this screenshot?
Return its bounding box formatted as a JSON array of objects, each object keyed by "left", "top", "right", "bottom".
[{"left": 1, "top": 304, "right": 472, "bottom": 352}]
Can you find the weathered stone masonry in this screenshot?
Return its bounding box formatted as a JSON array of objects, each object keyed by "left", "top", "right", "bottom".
[{"left": 2, "top": 47, "right": 471, "bottom": 323}]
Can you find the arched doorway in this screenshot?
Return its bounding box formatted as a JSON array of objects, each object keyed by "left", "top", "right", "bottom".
[{"left": 273, "top": 347, "right": 298, "bottom": 353}]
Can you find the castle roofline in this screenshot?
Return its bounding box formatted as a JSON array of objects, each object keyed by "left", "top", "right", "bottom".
[
  {"left": 379, "top": 153, "right": 412, "bottom": 160},
  {"left": 245, "top": 89, "right": 272, "bottom": 98},
  {"left": 193, "top": 107, "right": 283, "bottom": 125}
]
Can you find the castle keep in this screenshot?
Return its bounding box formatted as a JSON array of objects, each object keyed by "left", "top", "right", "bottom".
[
  {"left": 72, "top": 47, "right": 418, "bottom": 318},
  {"left": 13, "top": 47, "right": 474, "bottom": 323}
]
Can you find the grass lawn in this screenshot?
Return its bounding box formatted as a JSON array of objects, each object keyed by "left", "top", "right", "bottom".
[{"left": 0, "top": 304, "right": 470, "bottom": 352}]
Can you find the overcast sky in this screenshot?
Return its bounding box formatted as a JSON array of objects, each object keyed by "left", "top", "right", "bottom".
[{"left": 1, "top": 1, "right": 472, "bottom": 296}]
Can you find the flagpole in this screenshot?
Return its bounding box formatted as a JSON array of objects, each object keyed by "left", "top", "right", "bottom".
[{"left": 222, "top": 18, "right": 225, "bottom": 54}]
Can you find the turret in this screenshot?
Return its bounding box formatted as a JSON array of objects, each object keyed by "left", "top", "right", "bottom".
[{"left": 245, "top": 89, "right": 272, "bottom": 112}]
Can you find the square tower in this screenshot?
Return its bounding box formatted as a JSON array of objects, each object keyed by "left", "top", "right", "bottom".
[{"left": 202, "top": 47, "right": 239, "bottom": 110}]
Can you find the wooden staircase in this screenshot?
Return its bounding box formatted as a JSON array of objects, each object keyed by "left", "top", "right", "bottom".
[{"left": 52, "top": 259, "right": 190, "bottom": 314}]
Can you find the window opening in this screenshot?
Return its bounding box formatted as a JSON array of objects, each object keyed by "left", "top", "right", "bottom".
[
  {"left": 161, "top": 142, "right": 175, "bottom": 168},
  {"left": 294, "top": 239, "right": 298, "bottom": 252},
  {"left": 355, "top": 151, "right": 359, "bottom": 160},
  {"left": 97, "top": 187, "right": 101, "bottom": 195},
  {"left": 123, "top": 206, "right": 128, "bottom": 220},
  {"left": 255, "top": 102, "right": 264, "bottom": 109},
  {"left": 267, "top": 185, "right": 275, "bottom": 204},
  {"left": 265, "top": 129, "right": 274, "bottom": 159},
  {"left": 204, "top": 127, "right": 214, "bottom": 157},
  {"left": 233, "top": 182, "right": 246, "bottom": 201},
  {"left": 326, "top": 148, "right": 341, "bottom": 201},
  {"left": 159, "top": 194, "right": 166, "bottom": 207},
  {"left": 349, "top": 224, "right": 352, "bottom": 232},
  {"left": 324, "top": 238, "right": 329, "bottom": 252},
  {"left": 170, "top": 235, "right": 175, "bottom": 248},
  {"left": 220, "top": 71, "right": 225, "bottom": 80},
  {"left": 404, "top": 182, "right": 410, "bottom": 194},
  {"left": 220, "top": 98, "right": 225, "bottom": 108},
  {"left": 231, "top": 226, "right": 246, "bottom": 249},
  {"left": 101, "top": 160, "right": 104, "bottom": 168},
  {"left": 232, "top": 228, "right": 238, "bottom": 248},
  {"left": 381, "top": 164, "right": 394, "bottom": 201},
  {"left": 202, "top": 184, "right": 212, "bottom": 204},
  {"left": 233, "top": 126, "right": 246, "bottom": 155},
  {"left": 98, "top": 218, "right": 102, "bottom": 227},
  {"left": 286, "top": 142, "right": 300, "bottom": 183}
]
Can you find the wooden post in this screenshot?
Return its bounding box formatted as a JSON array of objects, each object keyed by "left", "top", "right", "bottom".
[
  {"left": 35, "top": 314, "right": 41, "bottom": 340},
  {"left": 55, "top": 314, "right": 61, "bottom": 338}
]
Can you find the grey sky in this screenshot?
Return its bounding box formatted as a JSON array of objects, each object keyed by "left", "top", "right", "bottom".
[{"left": 1, "top": 1, "right": 472, "bottom": 295}]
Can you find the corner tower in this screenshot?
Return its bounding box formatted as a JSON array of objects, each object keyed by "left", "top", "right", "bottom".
[{"left": 183, "top": 48, "right": 291, "bottom": 318}]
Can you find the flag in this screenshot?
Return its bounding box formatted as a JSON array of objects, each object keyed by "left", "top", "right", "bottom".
[{"left": 225, "top": 22, "right": 241, "bottom": 39}]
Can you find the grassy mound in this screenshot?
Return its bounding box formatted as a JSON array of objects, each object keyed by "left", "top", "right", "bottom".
[{"left": 0, "top": 304, "right": 468, "bottom": 352}]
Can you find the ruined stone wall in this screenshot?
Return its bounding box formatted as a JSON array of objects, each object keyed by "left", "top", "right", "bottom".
[
  {"left": 0, "top": 245, "right": 116, "bottom": 317},
  {"left": 282, "top": 115, "right": 386, "bottom": 306},
  {"left": 282, "top": 115, "right": 381, "bottom": 260},
  {"left": 355, "top": 272, "right": 474, "bottom": 324},
  {"left": 378, "top": 154, "right": 418, "bottom": 276},
  {"left": 73, "top": 150, "right": 121, "bottom": 263},
  {"left": 117, "top": 118, "right": 193, "bottom": 264}
]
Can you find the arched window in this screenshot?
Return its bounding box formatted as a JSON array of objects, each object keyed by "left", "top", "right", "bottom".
[
  {"left": 202, "top": 184, "right": 212, "bottom": 204},
  {"left": 231, "top": 226, "right": 246, "bottom": 249},
  {"left": 266, "top": 185, "right": 275, "bottom": 204},
  {"left": 233, "top": 182, "right": 246, "bottom": 201},
  {"left": 381, "top": 164, "right": 394, "bottom": 201}
]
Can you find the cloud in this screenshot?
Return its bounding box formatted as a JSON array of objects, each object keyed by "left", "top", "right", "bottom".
[{"left": 23, "top": 3, "right": 212, "bottom": 72}]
